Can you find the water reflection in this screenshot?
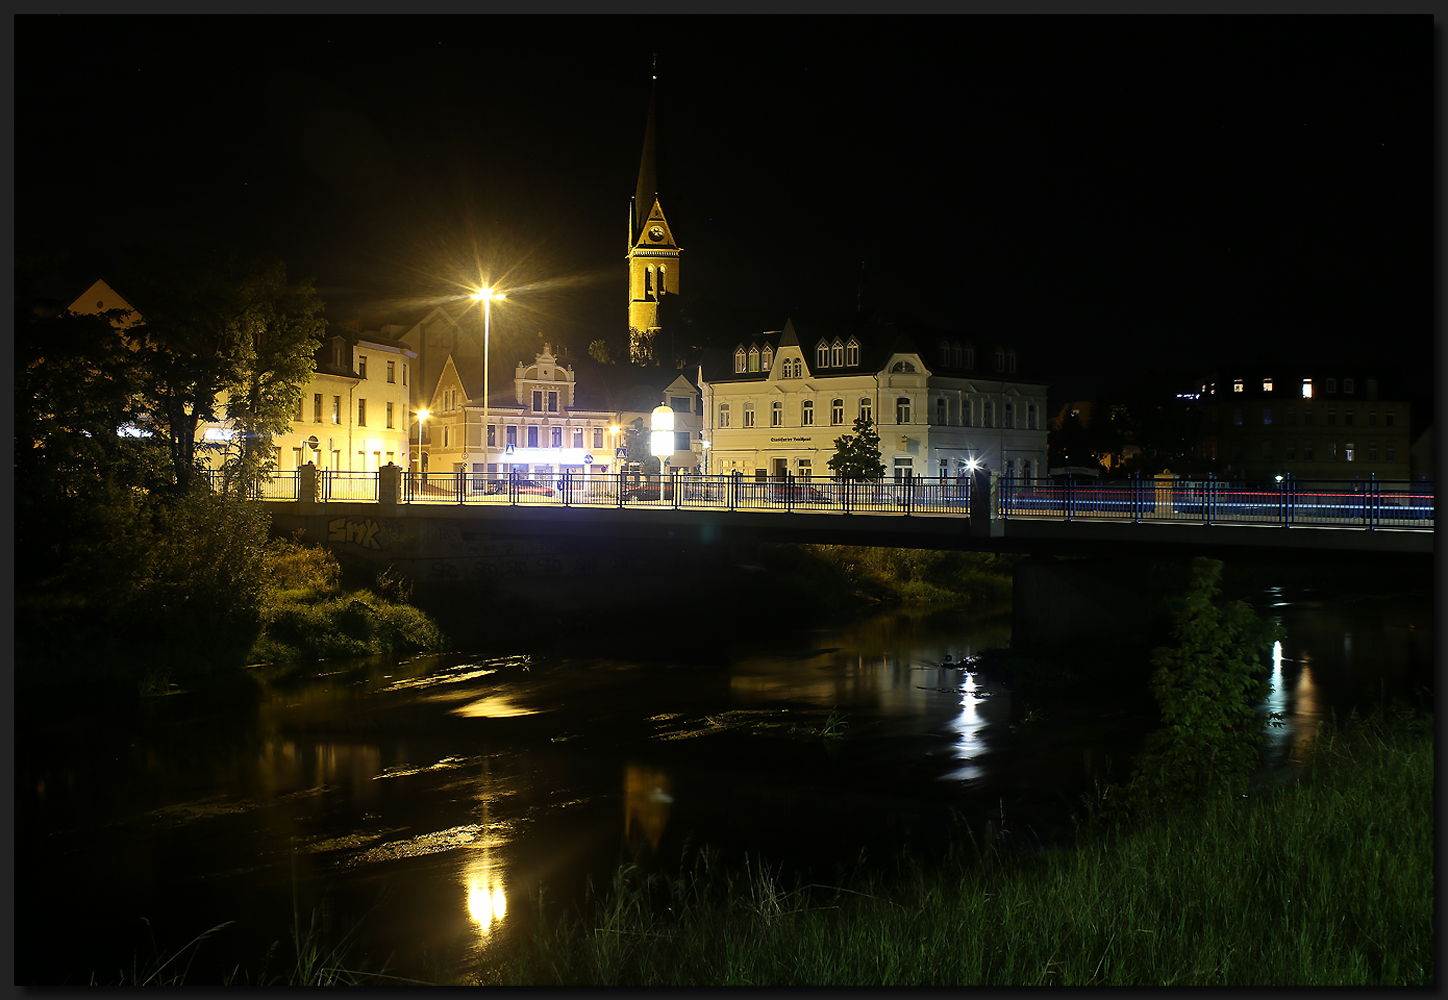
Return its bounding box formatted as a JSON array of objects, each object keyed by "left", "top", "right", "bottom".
[
  {"left": 464, "top": 855, "right": 508, "bottom": 936},
  {"left": 624, "top": 763, "right": 674, "bottom": 852}
]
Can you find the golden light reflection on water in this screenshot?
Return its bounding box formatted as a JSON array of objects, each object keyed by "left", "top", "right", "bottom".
[
  {"left": 624, "top": 763, "right": 673, "bottom": 852},
  {"left": 451, "top": 696, "right": 537, "bottom": 718}
]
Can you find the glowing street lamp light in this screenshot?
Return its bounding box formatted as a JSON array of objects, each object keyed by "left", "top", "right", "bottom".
[
  {"left": 470, "top": 288, "right": 507, "bottom": 488},
  {"left": 651, "top": 404, "right": 674, "bottom": 502},
  {"left": 416, "top": 407, "right": 429, "bottom": 486}
]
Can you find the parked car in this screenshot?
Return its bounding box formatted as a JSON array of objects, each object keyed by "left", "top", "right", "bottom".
[
  {"left": 485, "top": 479, "right": 554, "bottom": 497},
  {"left": 769, "top": 483, "right": 831, "bottom": 504}
]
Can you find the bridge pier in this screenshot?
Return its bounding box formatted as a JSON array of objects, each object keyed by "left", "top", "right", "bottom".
[{"left": 1011, "top": 555, "right": 1178, "bottom": 655}]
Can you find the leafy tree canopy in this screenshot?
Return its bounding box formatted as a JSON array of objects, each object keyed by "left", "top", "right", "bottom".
[{"left": 827, "top": 416, "right": 886, "bottom": 481}]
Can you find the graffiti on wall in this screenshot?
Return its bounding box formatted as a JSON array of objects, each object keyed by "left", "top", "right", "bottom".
[{"left": 328, "top": 517, "right": 383, "bottom": 550}]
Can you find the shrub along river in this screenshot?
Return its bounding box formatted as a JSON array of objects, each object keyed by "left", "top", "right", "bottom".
[{"left": 15, "top": 574, "right": 1432, "bottom": 985}]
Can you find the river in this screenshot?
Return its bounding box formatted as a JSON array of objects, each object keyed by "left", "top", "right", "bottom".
[{"left": 14, "top": 579, "right": 1432, "bottom": 985}]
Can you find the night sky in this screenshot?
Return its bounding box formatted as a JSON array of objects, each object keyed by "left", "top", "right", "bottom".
[{"left": 16, "top": 16, "right": 1434, "bottom": 404}]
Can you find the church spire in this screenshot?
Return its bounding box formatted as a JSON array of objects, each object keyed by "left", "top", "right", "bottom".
[{"left": 631, "top": 54, "right": 658, "bottom": 249}]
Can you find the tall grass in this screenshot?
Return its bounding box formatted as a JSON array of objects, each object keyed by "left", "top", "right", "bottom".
[{"left": 487, "top": 709, "right": 1433, "bottom": 986}]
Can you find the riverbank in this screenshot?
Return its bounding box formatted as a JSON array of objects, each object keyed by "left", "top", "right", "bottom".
[{"left": 476, "top": 707, "right": 1432, "bottom": 986}]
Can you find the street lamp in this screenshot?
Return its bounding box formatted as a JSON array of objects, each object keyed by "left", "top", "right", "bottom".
[
  {"left": 416, "top": 407, "right": 429, "bottom": 487},
  {"left": 470, "top": 288, "right": 507, "bottom": 488},
  {"left": 609, "top": 423, "right": 620, "bottom": 473}
]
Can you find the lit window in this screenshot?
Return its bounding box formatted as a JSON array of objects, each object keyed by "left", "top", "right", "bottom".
[
  {"left": 761, "top": 346, "right": 774, "bottom": 371},
  {"left": 332, "top": 396, "right": 341, "bottom": 424},
  {"left": 1233, "top": 380, "right": 1244, "bottom": 393},
  {"left": 802, "top": 400, "right": 814, "bottom": 426},
  {"left": 743, "top": 402, "right": 755, "bottom": 428},
  {"left": 1263, "top": 378, "right": 1273, "bottom": 392},
  {"left": 488, "top": 425, "right": 496, "bottom": 446},
  {"left": 831, "top": 398, "right": 844, "bottom": 425},
  {"left": 771, "top": 401, "right": 783, "bottom": 427},
  {"left": 1302, "top": 379, "right": 1313, "bottom": 398},
  {"left": 719, "top": 403, "right": 731, "bottom": 428},
  {"left": 1344, "top": 442, "right": 1354, "bottom": 462},
  {"left": 896, "top": 397, "right": 911, "bottom": 423}
]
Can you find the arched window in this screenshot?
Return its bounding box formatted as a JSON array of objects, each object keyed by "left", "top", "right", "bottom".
[
  {"left": 771, "top": 401, "right": 784, "bottom": 427},
  {"left": 890, "top": 360, "right": 916, "bottom": 373},
  {"left": 1007, "top": 350, "right": 1017, "bottom": 373},
  {"left": 831, "top": 339, "right": 844, "bottom": 367},
  {"left": 995, "top": 349, "right": 1006, "bottom": 371},
  {"left": 802, "top": 400, "right": 814, "bottom": 425},
  {"left": 936, "top": 397, "right": 947, "bottom": 425},
  {"left": 845, "top": 339, "right": 859, "bottom": 366},
  {"left": 761, "top": 345, "right": 774, "bottom": 371},
  {"left": 816, "top": 342, "right": 830, "bottom": 368},
  {"left": 896, "top": 397, "right": 911, "bottom": 424},
  {"left": 718, "top": 402, "right": 731, "bottom": 428},
  {"left": 735, "top": 347, "right": 746, "bottom": 373},
  {"left": 748, "top": 347, "right": 760, "bottom": 372},
  {"left": 743, "top": 402, "right": 756, "bottom": 427},
  {"left": 645, "top": 266, "right": 653, "bottom": 296},
  {"left": 952, "top": 343, "right": 963, "bottom": 367},
  {"left": 939, "top": 341, "right": 950, "bottom": 365},
  {"left": 963, "top": 343, "right": 974, "bottom": 369},
  {"left": 983, "top": 401, "right": 994, "bottom": 428},
  {"left": 860, "top": 398, "right": 873, "bottom": 423},
  {"left": 792, "top": 358, "right": 802, "bottom": 378},
  {"left": 962, "top": 396, "right": 972, "bottom": 426},
  {"left": 1003, "top": 402, "right": 1014, "bottom": 428},
  {"left": 657, "top": 265, "right": 667, "bottom": 297},
  {"left": 831, "top": 398, "right": 844, "bottom": 425}
]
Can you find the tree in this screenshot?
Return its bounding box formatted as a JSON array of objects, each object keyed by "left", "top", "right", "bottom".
[
  {"left": 128, "top": 252, "right": 324, "bottom": 491},
  {"left": 624, "top": 421, "right": 661, "bottom": 475},
  {"left": 1107, "top": 557, "right": 1282, "bottom": 819},
  {"left": 588, "top": 338, "right": 613, "bottom": 364},
  {"left": 827, "top": 416, "right": 886, "bottom": 481}
]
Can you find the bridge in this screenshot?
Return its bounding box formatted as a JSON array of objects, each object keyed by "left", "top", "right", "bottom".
[{"left": 244, "top": 468, "right": 1433, "bottom": 570}]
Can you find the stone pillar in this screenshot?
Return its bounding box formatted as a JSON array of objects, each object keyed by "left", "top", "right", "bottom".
[
  {"left": 970, "top": 468, "right": 996, "bottom": 534},
  {"left": 297, "top": 463, "right": 318, "bottom": 514},
  {"left": 379, "top": 463, "right": 401, "bottom": 514}
]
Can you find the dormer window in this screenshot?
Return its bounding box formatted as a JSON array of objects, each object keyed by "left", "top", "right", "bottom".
[
  {"left": 761, "top": 345, "right": 774, "bottom": 371},
  {"left": 890, "top": 360, "right": 916, "bottom": 373},
  {"left": 831, "top": 339, "right": 844, "bottom": 367},
  {"left": 1006, "top": 350, "right": 1017, "bottom": 373},
  {"left": 845, "top": 338, "right": 859, "bottom": 366},
  {"left": 816, "top": 341, "right": 829, "bottom": 368},
  {"left": 735, "top": 347, "right": 747, "bottom": 373},
  {"left": 331, "top": 341, "right": 342, "bottom": 368},
  {"left": 748, "top": 347, "right": 760, "bottom": 372},
  {"left": 995, "top": 349, "right": 1006, "bottom": 371},
  {"left": 963, "top": 343, "right": 974, "bottom": 369}
]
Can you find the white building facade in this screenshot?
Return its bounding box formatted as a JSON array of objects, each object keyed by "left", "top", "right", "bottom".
[{"left": 700, "top": 318, "right": 1049, "bottom": 482}]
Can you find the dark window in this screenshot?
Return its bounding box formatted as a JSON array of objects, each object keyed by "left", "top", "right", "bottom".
[
  {"left": 528, "top": 426, "right": 539, "bottom": 448},
  {"left": 358, "top": 399, "right": 367, "bottom": 427},
  {"left": 548, "top": 391, "right": 558, "bottom": 413},
  {"left": 533, "top": 391, "right": 543, "bottom": 412},
  {"left": 506, "top": 426, "right": 517, "bottom": 447}
]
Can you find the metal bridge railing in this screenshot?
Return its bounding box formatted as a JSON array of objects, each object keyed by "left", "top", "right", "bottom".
[{"left": 224, "top": 467, "right": 1432, "bottom": 532}]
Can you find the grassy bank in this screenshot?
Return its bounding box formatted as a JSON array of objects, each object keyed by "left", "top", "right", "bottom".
[
  {"left": 244, "top": 537, "right": 445, "bottom": 666},
  {"left": 480, "top": 708, "right": 1432, "bottom": 986},
  {"left": 756, "top": 545, "right": 1018, "bottom": 610}
]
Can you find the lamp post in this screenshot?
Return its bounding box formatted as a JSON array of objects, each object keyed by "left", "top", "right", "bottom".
[
  {"left": 651, "top": 404, "right": 674, "bottom": 503},
  {"left": 470, "top": 288, "right": 507, "bottom": 488},
  {"left": 416, "top": 407, "right": 429, "bottom": 489}
]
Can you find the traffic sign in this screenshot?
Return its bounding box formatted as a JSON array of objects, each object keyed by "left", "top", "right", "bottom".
[
  {"left": 505, "top": 444, "right": 515, "bottom": 455},
  {"left": 584, "top": 454, "right": 594, "bottom": 465},
  {"left": 615, "top": 447, "right": 627, "bottom": 458}
]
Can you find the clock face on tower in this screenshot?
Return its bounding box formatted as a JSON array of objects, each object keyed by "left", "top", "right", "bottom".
[{"left": 648, "top": 226, "right": 665, "bottom": 242}]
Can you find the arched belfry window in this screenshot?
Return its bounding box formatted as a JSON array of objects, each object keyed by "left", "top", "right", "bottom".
[
  {"left": 657, "top": 264, "right": 667, "bottom": 297},
  {"left": 645, "top": 266, "right": 654, "bottom": 297},
  {"left": 734, "top": 347, "right": 747, "bottom": 373},
  {"left": 816, "top": 341, "right": 830, "bottom": 368},
  {"left": 845, "top": 338, "right": 859, "bottom": 366}
]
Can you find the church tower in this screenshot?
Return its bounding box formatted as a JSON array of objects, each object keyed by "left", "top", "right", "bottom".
[{"left": 627, "top": 57, "right": 680, "bottom": 365}]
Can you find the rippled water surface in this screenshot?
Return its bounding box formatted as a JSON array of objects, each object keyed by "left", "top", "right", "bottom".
[{"left": 15, "top": 586, "right": 1430, "bottom": 984}]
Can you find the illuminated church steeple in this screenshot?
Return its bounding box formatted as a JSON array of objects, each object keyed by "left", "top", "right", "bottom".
[{"left": 627, "top": 55, "right": 680, "bottom": 365}]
